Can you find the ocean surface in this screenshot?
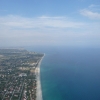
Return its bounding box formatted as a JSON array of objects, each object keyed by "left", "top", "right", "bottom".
[{"left": 26, "top": 46, "right": 100, "bottom": 100}]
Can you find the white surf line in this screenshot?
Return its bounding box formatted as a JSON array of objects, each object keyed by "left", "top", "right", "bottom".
[{"left": 35, "top": 54, "right": 45, "bottom": 100}]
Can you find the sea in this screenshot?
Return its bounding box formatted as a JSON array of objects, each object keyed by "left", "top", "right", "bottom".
[{"left": 26, "top": 46, "right": 100, "bottom": 100}]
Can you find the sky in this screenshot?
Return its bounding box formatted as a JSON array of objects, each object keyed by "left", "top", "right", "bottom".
[{"left": 0, "top": 0, "right": 100, "bottom": 47}]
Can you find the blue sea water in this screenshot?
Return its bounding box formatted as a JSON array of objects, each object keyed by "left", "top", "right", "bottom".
[{"left": 27, "top": 46, "right": 100, "bottom": 100}]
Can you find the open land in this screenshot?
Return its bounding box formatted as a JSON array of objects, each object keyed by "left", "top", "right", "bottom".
[{"left": 0, "top": 49, "right": 44, "bottom": 100}]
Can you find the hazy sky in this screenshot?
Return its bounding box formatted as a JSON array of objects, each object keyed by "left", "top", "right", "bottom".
[{"left": 0, "top": 0, "right": 100, "bottom": 47}]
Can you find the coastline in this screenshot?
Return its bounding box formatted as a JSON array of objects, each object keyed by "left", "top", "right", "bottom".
[{"left": 35, "top": 54, "right": 45, "bottom": 100}]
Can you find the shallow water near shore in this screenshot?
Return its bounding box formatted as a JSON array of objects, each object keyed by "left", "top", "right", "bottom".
[{"left": 27, "top": 46, "right": 100, "bottom": 100}]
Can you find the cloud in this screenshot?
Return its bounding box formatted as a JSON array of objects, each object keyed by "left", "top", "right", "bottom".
[
  {"left": 38, "top": 16, "right": 66, "bottom": 19},
  {"left": 80, "top": 9, "right": 100, "bottom": 19},
  {"left": 0, "top": 15, "right": 100, "bottom": 47},
  {"left": 0, "top": 15, "right": 84, "bottom": 29},
  {"left": 80, "top": 5, "right": 100, "bottom": 19},
  {"left": 89, "top": 4, "right": 100, "bottom": 10}
]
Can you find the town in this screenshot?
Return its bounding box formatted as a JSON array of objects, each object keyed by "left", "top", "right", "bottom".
[{"left": 0, "top": 49, "right": 44, "bottom": 100}]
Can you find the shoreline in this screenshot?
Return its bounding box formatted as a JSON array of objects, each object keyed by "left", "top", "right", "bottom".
[{"left": 35, "top": 54, "right": 45, "bottom": 100}]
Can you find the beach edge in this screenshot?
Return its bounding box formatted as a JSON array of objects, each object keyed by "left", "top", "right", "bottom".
[{"left": 35, "top": 54, "right": 45, "bottom": 100}]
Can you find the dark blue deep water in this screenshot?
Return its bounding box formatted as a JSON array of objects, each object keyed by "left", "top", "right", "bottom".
[{"left": 27, "top": 46, "right": 100, "bottom": 100}]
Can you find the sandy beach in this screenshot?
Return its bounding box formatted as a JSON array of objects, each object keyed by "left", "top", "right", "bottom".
[{"left": 35, "top": 54, "right": 45, "bottom": 100}]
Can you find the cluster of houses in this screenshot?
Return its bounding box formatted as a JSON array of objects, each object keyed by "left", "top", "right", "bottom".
[{"left": 0, "top": 49, "right": 43, "bottom": 100}]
